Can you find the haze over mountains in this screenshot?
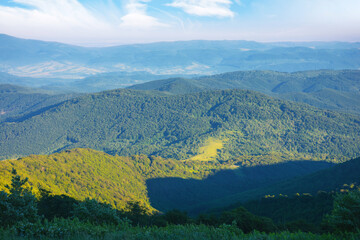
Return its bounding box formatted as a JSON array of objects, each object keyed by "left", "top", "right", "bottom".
[
  {"left": 1, "top": 34, "right": 360, "bottom": 92},
  {"left": 1, "top": 34, "right": 360, "bottom": 227},
  {"left": 1, "top": 0, "right": 360, "bottom": 236}
]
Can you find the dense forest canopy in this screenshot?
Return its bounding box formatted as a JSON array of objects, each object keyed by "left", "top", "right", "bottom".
[
  {"left": 1, "top": 89, "right": 360, "bottom": 162},
  {"left": 129, "top": 70, "right": 360, "bottom": 115}
]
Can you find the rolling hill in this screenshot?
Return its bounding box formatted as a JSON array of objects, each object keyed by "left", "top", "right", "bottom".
[
  {"left": 0, "top": 148, "right": 246, "bottom": 211},
  {"left": 64, "top": 72, "right": 199, "bottom": 93},
  {"left": 0, "top": 148, "right": 335, "bottom": 213},
  {"left": 200, "top": 156, "right": 360, "bottom": 216},
  {"left": 146, "top": 160, "right": 334, "bottom": 214},
  {"left": 129, "top": 70, "right": 360, "bottom": 115},
  {"left": 146, "top": 156, "right": 360, "bottom": 215},
  {"left": 0, "top": 84, "right": 77, "bottom": 122},
  {"left": 0, "top": 88, "right": 360, "bottom": 162}
]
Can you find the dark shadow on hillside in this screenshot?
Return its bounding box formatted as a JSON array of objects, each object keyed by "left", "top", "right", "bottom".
[
  {"left": 146, "top": 161, "right": 334, "bottom": 215},
  {"left": 4, "top": 102, "right": 66, "bottom": 123}
]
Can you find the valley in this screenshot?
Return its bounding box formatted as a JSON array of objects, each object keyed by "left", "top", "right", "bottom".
[{"left": 0, "top": 34, "right": 360, "bottom": 239}]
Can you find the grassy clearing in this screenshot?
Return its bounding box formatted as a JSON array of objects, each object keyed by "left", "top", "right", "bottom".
[{"left": 188, "top": 138, "right": 224, "bottom": 161}]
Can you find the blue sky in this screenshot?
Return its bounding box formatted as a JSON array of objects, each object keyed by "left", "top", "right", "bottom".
[{"left": 0, "top": 0, "right": 359, "bottom": 46}]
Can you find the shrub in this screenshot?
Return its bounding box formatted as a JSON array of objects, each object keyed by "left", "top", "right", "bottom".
[
  {"left": 220, "top": 207, "right": 277, "bottom": 233},
  {"left": 324, "top": 190, "right": 360, "bottom": 232},
  {"left": 164, "top": 209, "right": 189, "bottom": 225},
  {"left": 73, "top": 198, "right": 122, "bottom": 225}
]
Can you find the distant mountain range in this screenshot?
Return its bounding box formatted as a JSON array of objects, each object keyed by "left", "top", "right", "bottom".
[{"left": 1, "top": 34, "right": 360, "bottom": 92}]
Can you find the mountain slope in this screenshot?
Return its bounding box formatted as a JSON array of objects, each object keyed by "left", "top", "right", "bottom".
[
  {"left": 146, "top": 160, "right": 334, "bottom": 213},
  {"left": 194, "top": 156, "right": 360, "bottom": 215},
  {"left": 128, "top": 77, "right": 208, "bottom": 94},
  {"left": 0, "top": 148, "right": 234, "bottom": 211},
  {"left": 129, "top": 70, "right": 360, "bottom": 114},
  {"left": 0, "top": 148, "right": 334, "bottom": 214},
  {"left": 0, "top": 89, "right": 360, "bottom": 161},
  {"left": 68, "top": 73, "right": 199, "bottom": 93},
  {"left": 0, "top": 84, "right": 77, "bottom": 122},
  {"left": 0, "top": 34, "right": 92, "bottom": 66},
  {"left": 246, "top": 156, "right": 360, "bottom": 198}
]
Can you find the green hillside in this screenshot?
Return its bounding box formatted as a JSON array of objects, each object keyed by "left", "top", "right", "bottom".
[
  {"left": 146, "top": 160, "right": 333, "bottom": 214},
  {"left": 1, "top": 89, "right": 360, "bottom": 161},
  {"left": 0, "top": 84, "right": 76, "bottom": 122},
  {"left": 0, "top": 148, "right": 225, "bottom": 211},
  {"left": 0, "top": 148, "right": 334, "bottom": 214},
  {"left": 240, "top": 156, "right": 360, "bottom": 201},
  {"left": 129, "top": 70, "right": 360, "bottom": 115},
  {"left": 128, "top": 77, "right": 207, "bottom": 94},
  {"left": 194, "top": 157, "right": 360, "bottom": 215}
]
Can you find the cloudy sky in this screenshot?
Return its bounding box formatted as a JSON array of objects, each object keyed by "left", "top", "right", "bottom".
[{"left": 0, "top": 0, "right": 359, "bottom": 46}]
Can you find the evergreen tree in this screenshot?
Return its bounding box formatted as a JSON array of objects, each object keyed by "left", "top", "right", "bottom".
[
  {"left": 324, "top": 189, "right": 360, "bottom": 232},
  {"left": 73, "top": 198, "right": 122, "bottom": 225},
  {"left": 0, "top": 169, "right": 39, "bottom": 227}
]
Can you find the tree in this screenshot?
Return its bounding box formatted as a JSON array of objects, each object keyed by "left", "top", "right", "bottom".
[
  {"left": 125, "top": 201, "right": 148, "bottom": 225},
  {"left": 0, "top": 169, "right": 39, "bottom": 227},
  {"left": 164, "top": 209, "right": 189, "bottom": 225},
  {"left": 324, "top": 189, "right": 360, "bottom": 232},
  {"left": 37, "top": 187, "right": 78, "bottom": 220},
  {"left": 220, "top": 207, "right": 276, "bottom": 233},
  {"left": 73, "top": 198, "right": 121, "bottom": 225}
]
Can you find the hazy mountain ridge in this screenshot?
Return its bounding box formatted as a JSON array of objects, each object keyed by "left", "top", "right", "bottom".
[{"left": 1, "top": 34, "right": 360, "bottom": 90}]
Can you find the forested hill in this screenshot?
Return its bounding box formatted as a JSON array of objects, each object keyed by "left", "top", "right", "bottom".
[
  {"left": 0, "top": 148, "right": 336, "bottom": 213},
  {"left": 254, "top": 156, "right": 360, "bottom": 198},
  {"left": 1, "top": 89, "right": 360, "bottom": 162},
  {"left": 0, "top": 148, "right": 218, "bottom": 210},
  {"left": 129, "top": 70, "right": 360, "bottom": 115},
  {"left": 0, "top": 84, "right": 76, "bottom": 122},
  {"left": 201, "top": 156, "right": 360, "bottom": 214}
]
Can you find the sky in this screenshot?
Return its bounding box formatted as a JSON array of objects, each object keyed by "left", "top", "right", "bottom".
[{"left": 0, "top": 0, "right": 360, "bottom": 46}]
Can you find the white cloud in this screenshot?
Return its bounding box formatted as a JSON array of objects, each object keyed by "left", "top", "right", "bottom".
[
  {"left": 0, "top": 0, "right": 167, "bottom": 45},
  {"left": 0, "top": 0, "right": 112, "bottom": 44},
  {"left": 120, "top": 0, "right": 167, "bottom": 28},
  {"left": 8, "top": 0, "right": 107, "bottom": 30},
  {"left": 167, "top": 0, "right": 234, "bottom": 18},
  {"left": 0, "top": 0, "right": 359, "bottom": 45}
]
